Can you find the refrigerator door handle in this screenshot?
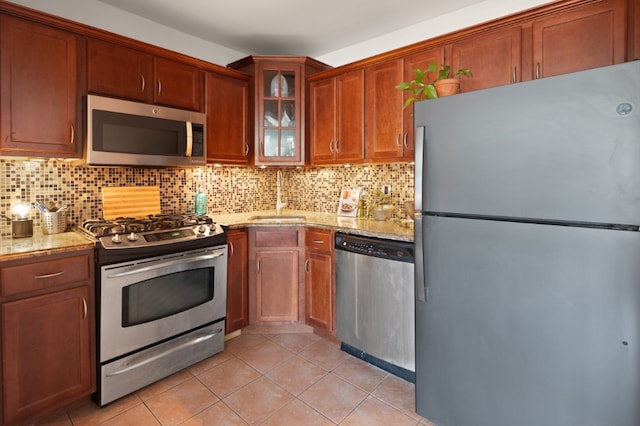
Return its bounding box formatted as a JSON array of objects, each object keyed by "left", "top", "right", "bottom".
[
  {"left": 415, "top": 215, "right": 427, "bottom": 302},
  {"left": 415, "top": 126, "right": 425, "bottom": 213}
]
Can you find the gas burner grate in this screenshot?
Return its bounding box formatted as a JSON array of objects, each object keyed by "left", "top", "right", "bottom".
[{"left": 81, "top": 214, "right": 216, "bottom": 237}]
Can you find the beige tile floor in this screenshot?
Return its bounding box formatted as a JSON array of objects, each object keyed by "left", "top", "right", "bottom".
[{"left": 41, "top": 330, "right": 436, "bottom": 425}]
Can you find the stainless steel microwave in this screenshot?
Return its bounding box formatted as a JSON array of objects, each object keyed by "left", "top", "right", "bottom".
[{"left": 85, "top": 95, "right": 206, "bottom": 167}]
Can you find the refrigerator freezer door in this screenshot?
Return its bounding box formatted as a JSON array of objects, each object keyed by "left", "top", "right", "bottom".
[
  {"left": 415, "top": 61, "right": 640, "bottom": 226},
  {"left": 416, "top": 215, "right": 640, "bottom": 426}
]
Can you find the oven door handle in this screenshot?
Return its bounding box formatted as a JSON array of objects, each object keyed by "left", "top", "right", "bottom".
[
  {"left": 106, "top": 252, "right": 224, "bottom": 278},
  {"left": 105, "top": 328, "right": 223, "bottom": 377}
]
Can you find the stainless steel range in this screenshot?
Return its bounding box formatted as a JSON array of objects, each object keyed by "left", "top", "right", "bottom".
[{"left": 81, "top": 214, "right": 227, "bottom": 406}]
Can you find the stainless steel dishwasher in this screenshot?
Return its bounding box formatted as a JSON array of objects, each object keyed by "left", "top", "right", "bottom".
[{"left": 335, "top": 233, "right": 415, "bottom": 382}]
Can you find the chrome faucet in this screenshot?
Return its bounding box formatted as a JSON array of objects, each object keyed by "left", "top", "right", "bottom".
[{"left": 276, "top": 169, "right": 287, "bottom": 215}]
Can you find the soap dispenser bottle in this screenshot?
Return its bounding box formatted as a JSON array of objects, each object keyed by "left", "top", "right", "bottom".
[{"left": 194, "top": 187, "right": 207, "bottom": 215}]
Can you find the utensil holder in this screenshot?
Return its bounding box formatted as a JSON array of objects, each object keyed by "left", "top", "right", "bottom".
[{"left": 42, "top": 211, "right": 67, "bottom": 234}]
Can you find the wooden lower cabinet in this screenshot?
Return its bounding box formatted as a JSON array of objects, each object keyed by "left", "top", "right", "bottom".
[
  {"left": 0, "top": 249, "right": 95, "bottom": 425},
  {"left": 304, "top": 228, "right": 335, "bottom": 334},
  {"left": 249, "top": 227, "right": 304, "bottom": 324},
  {"left": 226, "top": 229, "right": 249, "bottom": 333},
  {"left": 255, "top": 250, "right": 299, "bottom": 322}
]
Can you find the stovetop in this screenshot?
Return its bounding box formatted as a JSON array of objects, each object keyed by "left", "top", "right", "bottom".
[
  {"left": 82, "top": 214, "right": 215, "bottom": 236},
  {"left": 80, "top": 213, "right": 226, "bottom": 252}
]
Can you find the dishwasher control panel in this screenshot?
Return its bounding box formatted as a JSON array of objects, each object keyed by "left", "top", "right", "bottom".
[{"left": 335, "top": 233, "right": 414, "bottom": 263}]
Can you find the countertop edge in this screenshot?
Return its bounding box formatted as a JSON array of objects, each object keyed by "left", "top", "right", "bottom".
[
  {"left": 216, "top": 210, "right": 415, "bottom": 243},
  {"left": 0, "top": 231, "right": 96, "bottom": 262}
]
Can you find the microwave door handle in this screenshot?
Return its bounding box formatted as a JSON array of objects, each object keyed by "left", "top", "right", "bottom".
[{"left": 185, "top": 121, "right": 193, "bottom": 157}]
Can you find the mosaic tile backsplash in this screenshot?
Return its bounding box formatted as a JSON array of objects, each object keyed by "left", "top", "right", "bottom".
[{"left": 0, "top": 158, "right": 414, "bottom": 237}]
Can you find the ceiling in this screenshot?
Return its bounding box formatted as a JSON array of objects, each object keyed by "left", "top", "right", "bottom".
[{"left": 97, "top": 0, "right": 486, "bottom": 57}]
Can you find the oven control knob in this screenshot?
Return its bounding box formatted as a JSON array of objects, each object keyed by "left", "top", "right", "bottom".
[
  {"left": 127, "top": 232, "right": 139, "bottom": 242},
  {"left": 198, "top": 225, "right": 207, "bottom": 234},
  {"left": 111, "top": 234, "right": 122, "bottom": 244}
]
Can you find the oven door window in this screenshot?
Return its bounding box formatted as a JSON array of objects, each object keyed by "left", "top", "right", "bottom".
[{"left": 122, "top": 267, "right": 214, "bottom": 326}]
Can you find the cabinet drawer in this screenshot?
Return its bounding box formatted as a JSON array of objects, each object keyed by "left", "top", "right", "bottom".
[
  {"left": 1, "top": 253, "right": 92, "bottom": 296},
  {"left": 254, "top": 229, "right": 299, "bottom": 248},
  {"left": 305, "top": 228, "right": 333, "bottom": 251}
]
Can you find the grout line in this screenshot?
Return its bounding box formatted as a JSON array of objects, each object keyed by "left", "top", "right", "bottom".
[{"left": 63, "top": 331, "right": 421, "bottom": 425}]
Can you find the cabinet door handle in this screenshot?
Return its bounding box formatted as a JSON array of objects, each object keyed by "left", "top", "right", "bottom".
[
  {"left": 304, "top": 258, "right": 310, "bottom": 273},
  {"left": 329, "top": 140, "right": 335, "bottom": 154},
  {"left": 140, "top": 75, "right": 146, "bottom": 93},
  {"left": 229, "top": 241, "right": 235, "bottom": 257},
  {"left": 157, "top": 79, "right": 162, "bottom": 95},
  {"left": 244, "top": 142, "right": 250, "bottom": 157},
  {"left": 34, "top": 271, "right": 65, "bottom": 279},
  {"left": 512, "top": 66, "right": 517, "bottom": 84},
  {"left": 403, "top": 133, "right": 409, "bottom": 148},
  {"left": 312, "top": 239, "right": 324, "bottom": 244},
  {"left": 257, "top": 259, "right": 260, "bottom": 273},
  {"left": 396, "top": 134, "right": 402, "bottom": 148},
  {"left": 70, "top": 124, "right": 75, "bottom": 144},
  {"left": 335, "top": 139, "right": 340, "bottom": 153},
  {"left": 535, "top": 63, "right": 540, "bottom": 80},
  {"left": 82, "top": 297, "right": 88, "bottom": 320}
]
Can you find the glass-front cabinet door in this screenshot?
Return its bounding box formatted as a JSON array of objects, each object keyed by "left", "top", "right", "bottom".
[
  {"left": 227, "top": 56, "right": 331, "bottom": 166},
  {"left": 258, "top": 64, "right": 302, "bottom": 164}
]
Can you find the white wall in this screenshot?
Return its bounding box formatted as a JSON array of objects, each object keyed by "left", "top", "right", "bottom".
[
  {"left": 6, "top": 0, "right": 246, "bottom": 66},
  {"left": 8, "top": 0, "right": 553, "bottom": 67},
  {"left": 317, "top": 0, "right": 554, "bottom": 66}
]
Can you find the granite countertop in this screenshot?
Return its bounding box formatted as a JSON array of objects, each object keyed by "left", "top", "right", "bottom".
[
  {"left": 215, "top": 210, "right": 415, "bottom": 242},
  {"left": 0, "top": 210, "right": 414, "bottom": 261},
  {"left": 0, "top": 231, "right": 95, "bottom": 262}
]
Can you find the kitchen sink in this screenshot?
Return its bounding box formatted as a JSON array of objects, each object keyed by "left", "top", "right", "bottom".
[{"left": 249, "top": 215, "right": 306, "bottom": 221}]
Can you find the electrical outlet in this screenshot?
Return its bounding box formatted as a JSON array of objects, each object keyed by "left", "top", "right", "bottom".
[{"left": 382, "top": 184, "right": 392, "bottom": 196}]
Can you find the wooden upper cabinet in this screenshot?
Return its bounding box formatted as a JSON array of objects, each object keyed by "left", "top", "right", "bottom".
[
  {"left": 309, "top": 70, "right": 365, "bottom": 165},
  {"left": 365, "top": 58, "right": 404, "bottom": 162},
  {"left": 0, "top": 16, "right": 80, "bottom": 157},
  {"left": 87, "top": 39, "right": 203, "bottom": 110},
  {"left": 451, "top": 26, "right": 522, "bottom": 91},
  {"left": 309, "top": 78, "right": 337, "bottom": 164},
  {"left": 632, "top": 0, "right": 640, "bottom": 60},
  {"left": 335, "top": 70, "right": 365, "bottom": 163},
  {"left": 529, "top": 0, "right": 627, "bottom": 79},
  {"left": 205, "top": 71, "right": 250, "bottom": 164},
  {"left": 255, "top": 61, "right": 304, "bottom": 165},
  {"left": 88, "top": 39, "right": 153, "bottom": 102},
  {"left": 153, "top": 57, "right": 203, "bottom": 111},
  {"left": 402, "top": 48, "right": 445, "bottom": 161},
  {"left": 228, "top": 56, "right": 331, "bottom": 166},
  {"left": 365, "top": 47, "right": 445, "bottom": 163}
]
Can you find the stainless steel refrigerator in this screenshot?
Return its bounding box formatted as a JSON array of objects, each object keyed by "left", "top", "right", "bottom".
[{"left": 414, "top": 61, "right": 640, "bottom": 426}]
